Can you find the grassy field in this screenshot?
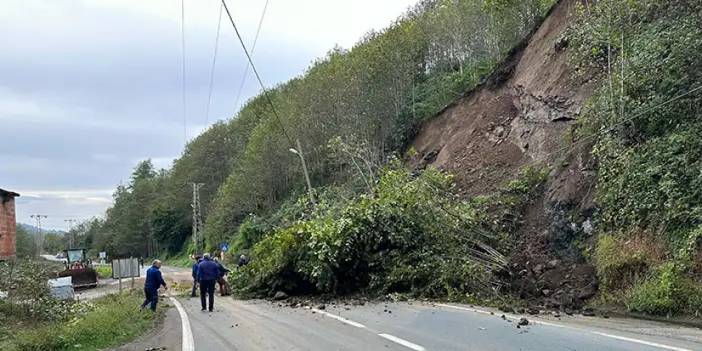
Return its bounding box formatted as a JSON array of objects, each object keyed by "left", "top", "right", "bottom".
[{"left": 0, "top": 291, "right": 162, "bottom": 351}]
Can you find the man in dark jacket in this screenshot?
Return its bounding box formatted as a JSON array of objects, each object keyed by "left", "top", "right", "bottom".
[
  {"left": 197, "top": 253, "right": 219, "bottom": 312},
  {"left": 141, "top": 259, "right": 167, "bottom": 312},
  {"left": 190, "top": 255, "right": 201, "bottom": 297}
]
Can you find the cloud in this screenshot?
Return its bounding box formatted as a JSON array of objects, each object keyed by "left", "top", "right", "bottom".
[{"left": 1, "top": 0, "right": 417, "bottom": 230}]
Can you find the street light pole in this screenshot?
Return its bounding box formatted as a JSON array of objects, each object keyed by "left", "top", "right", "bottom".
[
  {"left": 64, "top": 219, "right": 77, "bottom": 249},
  {"left": 30, "top": 214, "right": 48, "bottom": 255},
  {"left": 290, "top": 139, "right": 315, "bottom": 204}
]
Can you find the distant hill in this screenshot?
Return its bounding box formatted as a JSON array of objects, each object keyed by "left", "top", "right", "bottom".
[{"left": 18, "top": 223, "right": 66, "bottom": 236}]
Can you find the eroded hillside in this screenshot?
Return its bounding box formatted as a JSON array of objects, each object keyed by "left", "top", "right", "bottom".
[{"left": 411, "top": 0, "right": 600, "bottom": 308}]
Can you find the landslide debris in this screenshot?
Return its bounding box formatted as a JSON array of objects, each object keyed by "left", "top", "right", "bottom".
[{"left": 410, "top": 0, "right": 598, "bottom": 310}]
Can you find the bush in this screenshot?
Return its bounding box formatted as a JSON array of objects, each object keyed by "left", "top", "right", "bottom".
[
  {"left": 595, "top": 233, "right": 663, "bottom": 290},
  {"left": 94, "top": 265, "right": 112, "bottom": 279},
  {"left": 232, "top": 165, "right": 545, "bottom": 299},
  {"left": 12, "top": 292, "right": 158, "bottom": 351},
  {"left": 627, "top": 262, "right": 702, "bottom": 316}
]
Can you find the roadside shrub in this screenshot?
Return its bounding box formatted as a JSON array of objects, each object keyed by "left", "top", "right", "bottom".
[
  {"left": 94, "top": 265, "right": 112, "bottom": 279},
  {"left": 627, "top": 262, "right": 702, "bottom": 316},
  {"left": 595, "top": 233, "right": 664, "bottom": 290},
  {"left": 13, "top": 292, "right": 158, "bottom": 351},
  {"left": 233, "top": 165, "right": 546, "bottom": 299}
]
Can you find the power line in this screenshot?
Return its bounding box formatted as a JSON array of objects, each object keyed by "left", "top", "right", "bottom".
[
  {"left": 205, "top": 2, "right": 224, "bottom": 126},
  {"left": 232, "top": 0, "right": 270, "bottom": 111},
  {"left": 221, "top": 0, "right": 294, "bottom": 147},
  {"left": 30, "top": 214, "right": 47, "bottom": 256},
  {"left": 181, "top": 0, "right": 188, "bottom": 144},
  {"left": 558, "top": 83, "right": 702, "bottom": 158}
]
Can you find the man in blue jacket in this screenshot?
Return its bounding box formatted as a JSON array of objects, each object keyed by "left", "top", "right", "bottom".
[
  {"left": 190, "top": 255, "right": 201, "bottom": 297},
  {"left": 141, "top": 259, "right": 168, "bottom": 312},
  {"left": 197, "top": 253, "right": 219, "bottom": 312}
]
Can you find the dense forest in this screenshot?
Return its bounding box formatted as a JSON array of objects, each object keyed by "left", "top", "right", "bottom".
[
  {"left": 72, "top": 0, "right": 553, "bottom": 257},
  {"left": 69, "top": 0, "right": 702, "bottom": 316}
]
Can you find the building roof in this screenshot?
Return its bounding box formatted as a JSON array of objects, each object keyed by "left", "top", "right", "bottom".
[{"left": 0, "top": 188, "right": 20, "bottom": 198}]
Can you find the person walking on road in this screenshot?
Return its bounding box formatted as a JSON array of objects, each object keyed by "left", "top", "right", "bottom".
[
  {"left": 190, "top": 254, "right": 201, "bottom": 298},
  {"left": 214, "top": 257, "right": 231, "bottom": 296},
  {"left": 197, "top": 253, "right": 219, "bottom": 312},
  {"left": 141, "top": 259, "right": 168, "bottom": 312}
]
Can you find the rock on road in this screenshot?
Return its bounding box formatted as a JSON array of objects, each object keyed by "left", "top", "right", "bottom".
[{"left": 120, "top": 292, "right": 702, "bottom": 350}]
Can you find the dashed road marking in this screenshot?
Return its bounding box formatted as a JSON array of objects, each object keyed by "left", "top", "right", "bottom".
[
  {"left": 311, "top": 308, "right": 368, "bottom": 328},
  {"left": 169, "top": 296, "right": 195, "bottom": 351},
  {"left": 379, "top": 333, "right": 427, "bottom": 351},
  {"left": 308, "top": 307, "right": 427, "bottom": 350},
  {"left": 592, "top": 332, "right": 693, "bottom": 351},
  {"left": 436, "top": 303, "right": 693, "bottom": 351}
]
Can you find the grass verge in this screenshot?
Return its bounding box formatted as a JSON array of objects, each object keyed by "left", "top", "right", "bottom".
[{"left": 2, "top": 291, "right": 162, "bottom": 351}]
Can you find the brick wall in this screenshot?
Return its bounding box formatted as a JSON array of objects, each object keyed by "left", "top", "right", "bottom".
[{"left": 0, "top": 195, "right": 17, "bottom": 259}]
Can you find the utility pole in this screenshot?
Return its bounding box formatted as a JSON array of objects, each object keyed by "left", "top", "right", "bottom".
[
  {"left": 191, "top": 183, "right": 205, "bottom": 253},
  {"left": 289, "top": 139, "right": 315, "bottom": 204},
  {"left": 30, "top": 214, "right": 48, "bottom": 256},
  {"left": 64, "top": 219, "right": 77, "bottom": 249}
]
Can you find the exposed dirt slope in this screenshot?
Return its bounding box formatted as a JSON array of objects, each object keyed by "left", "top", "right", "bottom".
[{"left": 411, "top": 0, "right": 600, "bottom": 310}]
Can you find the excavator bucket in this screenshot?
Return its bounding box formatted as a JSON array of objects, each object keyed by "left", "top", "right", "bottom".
[{"left": 58, "top": 267, "right": 98, "bottom": 289}]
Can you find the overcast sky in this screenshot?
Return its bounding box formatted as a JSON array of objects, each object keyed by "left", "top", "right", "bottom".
[{"left": 0, "top": 0, "right": 417, "bottom": 230}]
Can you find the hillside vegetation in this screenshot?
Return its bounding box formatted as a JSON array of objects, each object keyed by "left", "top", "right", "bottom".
[
  {"left": 568, "top": 0, "right": 702, "bottom": 315},
  {"left": 73, "top": 0, "right": 702, "bottom": 316},
  {"left": 75, "top": 0, "right": 552, "bottom": 257}
]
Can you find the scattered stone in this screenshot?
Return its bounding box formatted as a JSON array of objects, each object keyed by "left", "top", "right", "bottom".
[
  {"left": 547, "top": 259, "right": 561, "bottom": 269},
  {"left": 527, "top": 307, "right": 539, "bottom": 315},
  {"left": 518, "top": 317, "right": 529, "bottom": 326},
  {"left": 273, "top": 291, "right": 288, "bottom": 301},
  {"left": 542, "top": 289, "right": 552, "bottom": 297},
  {"left": 553, "top": 312, "right": 561, "bottom": 318},
  {"left": 582, "top": 307, "right": 596, "bottom": 317},
  {"left": 533, "top": 264, "right": 545, "bottom": 274},
  {"left": 317, "top": 304, "right": 326, "bottom": 310},
  {"left": 498, "top": 305, "right": 514, "bottom": 313},
  {"left": 501, "top": 314, "right": 506, "bottom": 320}
]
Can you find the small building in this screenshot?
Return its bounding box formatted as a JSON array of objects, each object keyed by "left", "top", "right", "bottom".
[{"left": 0, "top": 189, "right": 20, "bottom": 260}]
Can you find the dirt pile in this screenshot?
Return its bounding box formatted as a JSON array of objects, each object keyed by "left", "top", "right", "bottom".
[{"left": 410, "top": 0, "right": 599, "bottom": 309}]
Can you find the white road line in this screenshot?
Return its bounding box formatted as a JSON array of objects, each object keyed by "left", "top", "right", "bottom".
[
  {"left": 169, "top": 297, "right": 195, "bottom": 351},
  {"left": 593, "top": 332, "right": 693, "bottom": 351},
  {"left": 311, "top": 308, "right": 368, "bottom": 328},
  {"left": 437, "top": 303, "right": 693, "bottom": 351},
  {"left": 379, "top": 333, "right": 427, "bottom": 351},
  {"left": 308, "top": 307, "right": 427, "bottom": 350}
]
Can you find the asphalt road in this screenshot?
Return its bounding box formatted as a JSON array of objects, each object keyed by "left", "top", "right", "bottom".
[
  {"left": 105, "top": 265, "right": 702, "bottom": 351},
  {"left": 122, "top": 293, "right": 702, "bottom": 351}
]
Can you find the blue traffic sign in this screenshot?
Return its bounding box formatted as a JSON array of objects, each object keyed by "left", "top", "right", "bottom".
[{"left": 220, "top": 242, "right": 229, "bottom": 252}]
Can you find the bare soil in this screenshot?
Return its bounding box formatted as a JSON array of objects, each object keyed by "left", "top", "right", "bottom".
[{"left": 410, "top": 0, "right": 600, "bottom": 310}]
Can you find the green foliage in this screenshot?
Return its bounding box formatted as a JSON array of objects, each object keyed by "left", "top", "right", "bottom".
[
  {"left": 94, "top": 265, "right": 112, "bottom": 279},
  {"left": 627, "top": 262, "right": 702, "bottom": 316},
  {"left": 233, "top": 165, "right": 546, "bottom": 298},
  {"left": 85, "top": 0, "right": 554, "bottom": 268},
  {"left": 15, "top": 226, "right": 37, "bottom": 258},
  {"left": 594, "top": 233, "right": 662, "bottom": 290},
  {"left": 571, "top": 0, "right": 702, "bottom": 315},
  {"left": 8, "top": 292, "right": 158, "bottom": 351}
]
